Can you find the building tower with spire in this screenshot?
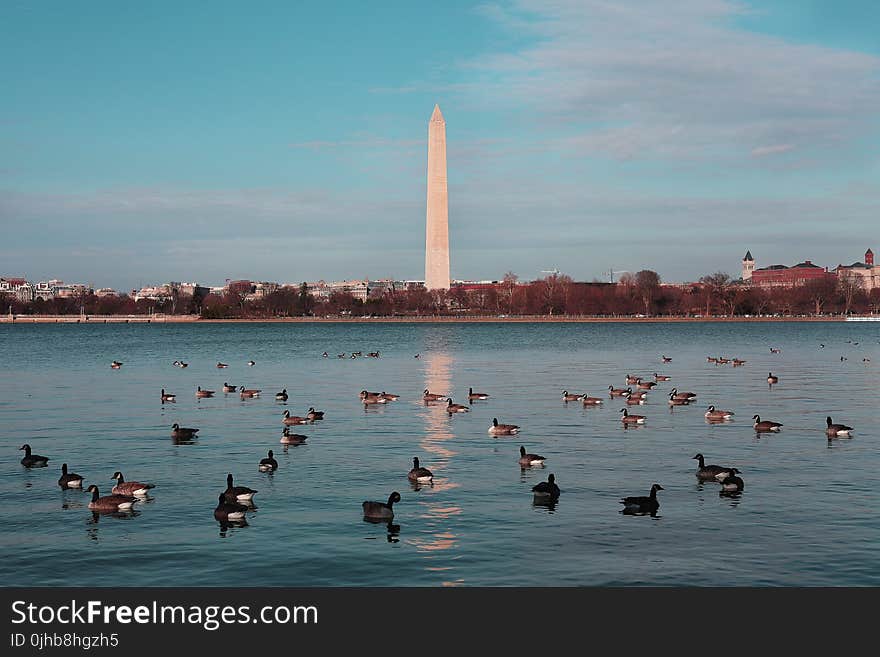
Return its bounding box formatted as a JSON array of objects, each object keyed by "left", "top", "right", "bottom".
[
  {"left": 742, "top": 250, "right": 755, "bottom": 281},
  {"left": 424, "top": 104, "right": 450, "bottom": 290}
]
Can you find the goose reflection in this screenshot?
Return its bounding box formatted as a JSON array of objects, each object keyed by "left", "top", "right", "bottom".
[
  {"left": 218, "top": 518, "right": 249, "bottom": 537},
  {"left": 172, "top": 435, "right": 198, "bottom": 446},
  {"left": 532, "top": 497, "right": 559, "bottom": 513},
  {"left": 409, "top": 479, "right": 434, "bottom": 492},
  {"left": 621, "top": 507, "right": 660, "bottom": 518},
  {"left": 362, "top": 516, "right": 401, "bottom": 543}
]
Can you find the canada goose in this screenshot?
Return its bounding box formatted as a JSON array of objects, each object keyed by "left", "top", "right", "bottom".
[
  {"left": 707, "top": 356, "right": 718, "bottom": 364},
  {"left": 717, "top": 357, "right": 731, "bottom": 365},
  {"left": 637, "top": 379, "right": 657, "bottom": 390},
  {"left": 282, "top": 410, "right": 310, "bottom": 425},
  {"left": 519, "top": 445, "right": 546, "bottom": 466},
  {"left": 216, "top": 362, "right": 229, "bottom": 368},
  {"left": 307, "top": 407, "right": 325, "bottom": 421},
  {"left": 620, "top": 484, "right": 663, "bottom": 513},
  {"left": 224, "top": 473, "right": 257, "bottom": 502},
  {"left": 247, "top": 360, "right": 256, "bottom": 366},
  {"left": 322, "top": 352, "right": 329, "bottom": 357},
  {"left": 770, "top": 348, "right": 781, "bottom": 354},
  {"left": 407, "top": 457, "right": 433, "bottom": 482},
  {"left": 214, "top": 493, "right": 248, "bottom": 521},
  {"left": 160, "top": 389, "right": 176, "bottom": 403},
  {"left": 581, "top": 395, "right": 603, "bottom": 405},
  {"left": 368, "top": 351, "right": 380, "bottom": 358},
  {"left": 562, "top": 390, "right": 584, "bottom": 402},
  {"left": 826, "top": 416, "right": 854, "bottom": 438},
  {"left": 173, "top": 360, "right": 180, "bottom": 367},
  {"left": 178, "top": 361, "right": 188, "bottom": 368},
  {"left": 58, "top": 463, "right": 84, "bottom": 488},
  {"left": 337, "top": 353, "right": 345, "bottom": 359},
  {"left": 275, "top": 389, "right": 288, "bottom": 401},
  {"left": 705, "top": 405, "right": 735, "bottom": 420},
  {"left": 488, "top": 418, "right": 519, "bottom": 435},
  {"left": 668, "top": 392, "right": 690, "bottom": 406},
  {"left": 767, "top": 372, "right": 779, "bottom": 384},
  {"left": 669, "top": 388, "right": 697, "bottom": 400},
  {"left": 359, "top": 390, "right": 382, "bottom": 400},
  {"left": 280, "top": 428, "right": 308, "bottom": 445},
  {"left": 625, "top": 388, "right": 647, "bottom": 399},
  {"left": 110, "top": 361, "right": 123, "bottom": 369},
  {"left": 111, "top": 472, "right": 155, "bottom": 496},
  {"left": 259, "top": 450, "right": 278, "bottom": 472},
  {"left": 719, "top": 471, "right": 744, "bottom": 493},
  {"left": 752, "top": 415, "right": 783, "bottom": 432},
  {"left": 732, "top": 359, "right": 746, "bottom": 366},
  {"left": 624, "top": 392, "right": 646, "bottom": 405},
  {"left": 414, "top": 353, "right": 420, "bottom": 359},
  {"left": 468, "top": 387, "right": 489, "bottom": 401},
  {"left": 222, "top": 383, "right": 237, "bottom": 393},
  {"left": 171, "top": 423, "right": 199, "bottom": 439},
  {"left": 240, "top": 386, "right": 261, "bottom": 398},
  {"left": 608, "top": 385, "right": 628, "bottom": 397},
  {"left": 196, "top": 386, "right": 215, "bottom": 398},
  {"left": 19, "top": 444, "right": 49, "bottom": 467},
  {"left": 532, "top": 474, "right": 560, "bottom": 500},
  {"left": 625, "top": 375, "right": 640, "bottom": 384},
  {"left": 692, "top": 454, "right": 738, "bottom": 481},
  {"left": 362, "top": 393, "right": 388, "bottom": 405},
  {"left": 423, "top": 389, "right": 448, "bottom": 402},
  {"left": 363, "top": 491, "right": 401, "bottom": 519},
  {"left": 661, "top": 356, "right": 672, "bottom": 362},
  {"left": 446, "top": 398, "right": 470, "bottom": 413},
  {"left": 654, "top": 373, "right": 671, "bottom": 381},
  {"left": 620, "top": 408, "right": 646, "bottom": 424},
  {"left": 379, "top": 392, "right": 400, "bottom": 401},
  {"left": 86, "top": 485, "right": 137, "bottom": 512}
]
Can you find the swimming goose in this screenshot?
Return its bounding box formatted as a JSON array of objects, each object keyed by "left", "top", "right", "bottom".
[
  {"left": 717, "top": 357, "right": 731, "bottom": 365},
  {"left": 322, "top": 352, "right": 329, "bottom": 357},
  {"left": 259, "top": 450, "right": 278, "bottom": 472},
  {"left": 719, "top": 471, "right": 744, "bottom": 492},
  {"left": 669, "top": 388, "right": 697, "bottom": 400},
  {"left": 360, "top": 390, "right": 382, "bottom": 400},
  {"left": 239, "top": 386, "right": 262, "bottom": 398},
  {"left": 214, "top": 493, "right": 248, "bottom": 521},
  {"left": 620, "top": 408, "right": 646, "bottom": 424},
  {"left": 752, "top": 415, "right": 783, "bottom": 432},
  {"left": 692, "top": 454, "right": 737, "bottom": 481},
  {"left": 407, "top": 457, "right": 433, "bottom": 482},
  {"left": 58, "top": 463, "right": 84, "bottom": 488},
  {"left": 111, "top": 472, "right": 155, "bottom": 496},
  {"left": 280, "top": 428, "right": 308, "bottom": 445},
  {"left": 363, "top": 491, "right": 401, "bottom": 519},
  {"left": 171, "top": 423, "right": 199, "bottom": 439},
  {"left": 767, "top": 372, "right": 779, "bottom": 384},
  {"left": 625, "top": 375, "right": 640, "bottom": 384},
  {"left": 562, "top": 390, "right": 584, "bottom": 402},
  {"left": 275, "top": 389, "right": 288, "bottom": 401},
  {"left": 826, "top": 416, "right": 854, "bottom": 438},
  {"left": 468, "top": 387, "right": 489, "bottom": 401},
  {"left": 668, "top": 392, "right": 690, "bottom": 406},
  {"left": 488, "top": 418, "right": 520, "bottom": 435},
  {"left": 379, "top": 392, "right": 400, "bottom": 401},
  {"left": 247, "top": 360, "right": 256, "bottom": 366},
  {"left": 705, "top": 405, "right": 735, "bottom": 420},
  {"left": 160, "top": 389, "right": 176, "bottom": 403},
  {"left": 19, "top": 444, "right": 49, "bottom": 467},
  {"left": 362, "top": 393, "right": 388, "bottom": 405},
  {"left": 423, "top": 389, "right": 448, "bottom": 402},
  {"left": 661, "top": 356, "right": 672, "bottom": 363},
  {"left": 623, "top": 391, "right": 646, "bottom": 405},
  {"left": 636, "top": 379, "right": 657, "bottom": 390},
  {"left": 519, "top": 446, "right": 546, "bottom": 466},
  {"left": 337, "top": 353, "right": 346, "bottom": 359},
  {"left": 608, "top": 385, "right": 628, "bottom": 397},
  {"left": 620, "top": 484, "right": 663, "bottom": 513},
  {"left": 196, "top": 386, "right": 215, "bottom": 398},
  {"left": 446, "top": 398, "right": 470, "bottom": 413},
  {"left": 110, "top": 361, "right": 123, "bottom": 369},
  {"left": 653, "top": 373, "right": 671, "bottom": 381},
  {"left": 581, "top": 394, "right": 603, "bottom": 405},
  {"left": 770, "top": 348, "right": 781, "bottom": 354},
  {"left": 532, "top": 474, "right": 560, "bottom": 500},
  {"left": 307, "top": 407, "right": 325, "bottom": 421},
  {"left": 86, "top": 485, "right": 137, "bottom": 512},
  {"left": 216, "top": 362, "right": 229, "bottom": 368},
  {"left": 224, "top": 473, "right": 257, "bottom": 502},
  {"left": 222, "top": 383, "right": 237, "bottom": 393},
  {"left": 282, "top": 410, "right": 310, "bottom": 425},
  {"left": 732, "top": 359, "right": 746, "bottom": 366},
  {"left": 707, "top": 356, "right": 718, "bottom": 364}
]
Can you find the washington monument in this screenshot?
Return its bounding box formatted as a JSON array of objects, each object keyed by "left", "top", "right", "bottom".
[{"left": 424, "top": 104, "right": 450, "bottom": 290}]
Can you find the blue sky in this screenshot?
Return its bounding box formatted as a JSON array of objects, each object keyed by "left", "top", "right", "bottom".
[{"left": 1, "top": 0, "right": 878, "bottom": 289}]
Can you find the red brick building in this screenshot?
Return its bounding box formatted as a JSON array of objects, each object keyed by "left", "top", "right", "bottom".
[{"left": 749, "top": 260, "right": 835, "bottom": 288}]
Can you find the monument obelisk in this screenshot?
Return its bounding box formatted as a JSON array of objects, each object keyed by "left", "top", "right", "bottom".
[{"left": 424, "top": 104, "right": 450, "bottom": 290}]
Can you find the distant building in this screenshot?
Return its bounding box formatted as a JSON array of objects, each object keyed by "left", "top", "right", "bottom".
[
  {"left": 741, "top": 250, "right": 754, "bottom": 281},
  {"left": 835, "top": 248, "right": 878, "bottom": 292},
  {"left": 750, "top": 260, "right": 833, "bottom": 288}
]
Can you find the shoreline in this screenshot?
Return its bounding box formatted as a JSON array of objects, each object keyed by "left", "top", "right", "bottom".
[{"left": 0, "top": 314, "right": 861, "bottom": 324}]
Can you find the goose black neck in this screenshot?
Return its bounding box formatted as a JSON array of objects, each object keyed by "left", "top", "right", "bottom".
[{"left": 413, "top": 457, "right": 420, "bottom": 469}]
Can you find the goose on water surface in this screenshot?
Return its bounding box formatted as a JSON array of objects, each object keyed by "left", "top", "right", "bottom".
[
  {"left": 19, "top": 444, "right": 49, "bottom": 468},
  {"left": 259, "top": 450, "right": 278, "bottom": 472},
  {"left": 620, "top": 408, "right": 646, "bottom": 424},
  {"left": 581, "top": 394, "right": 603, "bottom": 405},
  {"left": 753, "top": 415, "right": 783, "bottom": 432},
  {"left": 222, "top": 383, "right": 237, "bottom": 393},
  {"left": 519, "top": 446, "right": 546, "bottom": 466},
  {"left": 562, "top": 390, "right": 584, "bottom": 402},
  {"left": 282, "top": 410, "right": 310, "bottom": 425},
  {"left": 363, "top": 492, "right": 401, "bottom": 520},
  {"left": 307, "top": 407, "right": 325, "bottom": 421},
  {"left": 224, "top": 473, "right": 257, "bottom": 502},
  {"left": 654, "top": 373, "right": 671, "bottom": 381},
  {"left": 111, "top": 472, "right": 155, "bottom": 496},
  {"left": 275, "top": 389, "right": 288, "bottom": 401},
  {"left": 532, "top": 474, "right": 560, "bottom": 500},
  {"left": 407, "top": 457, "right": 433, "bottom": 482},
  {"left": 196, "top": 386, "right": 215, "bottom": 398},
  {"left": 214, "top": 493, "right": 248, "bottom": 521},
  {"left": 704, "top": 405, "right": 735, "bottom": 420},
  {"left": 160, "top": 389, "right": 176, "bottom": 403},
  {"left": 86, "top": 485, "right": 136, "bottom": 512},
  {"left": 826, "top": 416, "right": 854, "bottom": 438},
  {"left": 621, "top": 484, "right": 663, "bottom": 514},
  {"left": 719, "top": 471, "right": 745, "bottom": 493},
  {"left": 58, "top": 463, "right": 84, "bottom": 488},
  {"left": 767, "top": 372, "right": 779, "bottom": 384},
  {"left": 280, "top": 428, "right": 308, "bottom": 445},
  {"left": 446, "top": 398, "right": 470, "bottom": 413},
  {"left": 468, "top": 387, "right": 489, "bottom": 401},
  {"left": 692, "top": 454, "right": 738, "bottom": 481},
  {"left": 488, "top": 418, "right": 520, "bottom": 435},
  {"left": 171, "top": 423, "right": 199, "bottom": 439},
  {"left": 423, "top": 389, "right": 448, "bottom": 402}
]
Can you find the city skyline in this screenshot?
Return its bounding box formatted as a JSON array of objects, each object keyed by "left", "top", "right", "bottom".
[{"left": 1, "top": 1, "right": 878, "bottom": 290}]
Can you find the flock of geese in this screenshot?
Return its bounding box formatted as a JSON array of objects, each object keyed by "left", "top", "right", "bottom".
[{"left": 16, "top": 346, "right": 860, "bottom": 525}]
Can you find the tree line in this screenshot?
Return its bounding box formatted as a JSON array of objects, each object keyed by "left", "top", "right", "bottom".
[{"left": 3, "top": 270, "right": 877, "bottom": 318}]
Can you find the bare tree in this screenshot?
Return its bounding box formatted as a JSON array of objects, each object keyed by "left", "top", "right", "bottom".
[
  {"left": 837, "top": 275, "right": 864, "bottom": 315},
  {"left": 634, "top": 270, "right": 661, "bottom": 316},
  {"left": 699, "top": 272, "right": 731, "bottom": 316}
]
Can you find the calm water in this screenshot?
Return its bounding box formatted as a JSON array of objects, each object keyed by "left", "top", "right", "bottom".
[{"left": 1, "top": 321, "right": 878, "bottom": 586}]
